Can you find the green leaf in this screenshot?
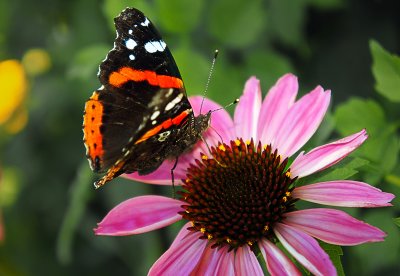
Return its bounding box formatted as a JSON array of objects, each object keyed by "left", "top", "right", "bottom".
[
  {"left": 208, "top": 0, "right": 267, "bottom": 49},
  {"left": 252, "top": 244, "right": 268, "bottom": 274},
  {"left": 244, "top": 50, "right": 295, "bottom": 89},
  {"left": 67, "top": 44, "right": 110, "bottom": 81},
  {"left": 375, "top": 132, "right": 399, "bottom": 173},
  {"left": 361, "top": 127, "right": 399, "bottom": 174},
  {"left": 0, "top": 0, "right": 10, "bottom": 53},
  {"left": 370, "top": 40, "right": 400, "bottom": 102},
  {"left": 319, "top": 242, "right": 345, "bottom": 276},
  {"left": 0, "top": 167, "right": 20, "bottom": 207},
  {"left": 56, "top": 161, "right": 94, "bottom": 265},
  {"left": 351, "top": 210, "right": 400, "bottom": 274},
  {"left": 334, "top": 98, "right": 385, "bottom": 136},
  {"left": 342, "top": 157, "right": 370, "bottom": 170},
  {"left": 102, "top": 0, "right": 156, "bottom": 31},
  {"left": 334, "top": 96, "right": 398, "bottom": 176},
  {"left": 155, "top": 0, "right": 204, "bottom": 34},
  {"left": 173, "top": 47, "right": 211, "bottom": 95},
  {"left": 394, "top": 217, "right": 400, "bottom": 227},
  {"left": 299, "top": 157, "right": 369, "bottom": 185},
  {"left": 268, "top": 0, "right": 306, "bottom": 47},
  {"left": 313, "top": 167, "right": 358, "bottom": 183},
  {"left": 385, "top": 174, "right": 400, "bottom": 187},
  {"left": 102, "top": 0, "right": 142, "bottom": 31},
  {"left": 207, "top": 58, "right": 244, "bottom": 107}
]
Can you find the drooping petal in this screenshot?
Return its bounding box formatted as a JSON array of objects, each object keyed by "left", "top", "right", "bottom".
[
  {"left": 258, "top": 74, "right": 298, "bottom": 146},
  {"left": 234, "top": 245, "right": 264, "bottom": 275},
  {"left": 190, "top": 245, "right": 220, "bottom": 275},
  {"left": 234, "top": 77, "right": 262, "bottom": 141},
  {"left": 94, "top": 196, "right": 182, "bottom": 235},
  {"left": 283, "top": 209, "right": 387, "bottom": 246},
  {"left": 214, "top": 246, "right": 235, "bottom": 275},
  {"left": 292, "top": 180, "right": 395, "bottom": 207},
  {"left": 273, "top": 86, "right": 331, "bottom": 159},
  {"left": 290, "top": 129, "right": 368, "bottom": 178},
  {"left": 191, "top": 245, "right": 235, "bottom": 275},
  {"left": 274, "top": 223, "right": 336, "bottom": 276},
  {"left": 259, "top": 239, "right": 301, "bottom": 276},
  {"left": 149, "top": 225, "right": 207, "bottom": 275}
]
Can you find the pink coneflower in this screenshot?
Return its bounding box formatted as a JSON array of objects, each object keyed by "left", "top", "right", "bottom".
[{"left": 95, "top": 74, "right": 394, "bottom": 275}]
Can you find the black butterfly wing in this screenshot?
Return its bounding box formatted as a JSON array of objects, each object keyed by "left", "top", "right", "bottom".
[
  {"left": 100, "top": 8, "right": 182, "bottom": 86},
  {"left": 83, "top": 8, "right": 193, "bottom": 185}
]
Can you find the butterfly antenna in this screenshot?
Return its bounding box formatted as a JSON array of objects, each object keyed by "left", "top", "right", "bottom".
[
  {"left": 199, "top": 49, "right": 219, "bottom": 114},
  {"left": 211, "top": 98, "right": 239, "bottom": 114}
]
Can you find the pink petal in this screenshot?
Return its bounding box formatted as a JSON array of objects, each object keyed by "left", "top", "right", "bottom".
[
  {"left": 274, "top": 223, "right": 336, "bottom": 276},
  {"left": 234, "top": 77, "right": 262, "bottom": 141},
  {"left": 259, "top": 239, "right": 301, "bottom": 276},
  {"left": 214, "top": 246, "right": 235, "bottom": 275},
  {"left": 290, "top": 129, "right": 368, "bottom": 178},
  {"left": 94, "top": 196, "right": 182, "bottom": 235},
  {"left": 191, "top": 245, "right": 235, "bottom": 275},
  {"left": 190, "top": 96, "right": 235, "bottom": 145},
  {"left": 258, "top": 74, "right": 298, "bottom": 146},
  {"left": 149, "top": 225, "right": 207, "bottom": 275},
  {"left": 234, "top": 245, "right": 264, "bottom": 275},
  {"left": 274, "top": 86, "right": 331, "bottom": 159},
  {"left": 190, "top": 245, "right": 220, "bottom": 275},
  {"left": 292, "top": 180, "right": 395, "bottom": 207},
  {"left": 283, "top": 209, "right": 387, "bottom": 245}
]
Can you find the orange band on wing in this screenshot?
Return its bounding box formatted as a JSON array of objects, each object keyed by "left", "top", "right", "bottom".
[
  {"left": 109, "top": 67, "right": 183, "bottom": 89},
  {"left": 135, "top": 109, "right": 190, "bottom": 145},
  {"left": 83, "top": 91, "right": 104, "bottom": 167}
]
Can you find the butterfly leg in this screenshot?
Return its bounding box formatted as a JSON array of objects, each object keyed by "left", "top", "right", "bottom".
[{"left": 171, "top": 157, "right": 179, "bottom": 198}]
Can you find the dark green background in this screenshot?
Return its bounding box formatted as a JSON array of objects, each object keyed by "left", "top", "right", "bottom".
[{"left": 0, "top": 0, "right": 399, "bottom": 275}]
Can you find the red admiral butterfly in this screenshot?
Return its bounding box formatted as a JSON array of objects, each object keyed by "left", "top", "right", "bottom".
[{"left": 83, "top": 8, "right": 210, "bottom": 188}]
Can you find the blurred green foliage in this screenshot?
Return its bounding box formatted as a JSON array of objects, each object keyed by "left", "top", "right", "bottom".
[{"left": 0, "top": 0, "right": 399, "bottom": 275}]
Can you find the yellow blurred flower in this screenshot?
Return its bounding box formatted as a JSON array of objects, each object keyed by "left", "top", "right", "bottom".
[
  {"left": 0, "top": 60, "right": 27, "bottom": 127},
  {"left": 4, "top": 108, "right": 28, "bottom": 134},
  {"left": 0, "top": 167, "right": 19, "bottom": 208},
  {"left": 22, "top": 48, "right": 51, "bottom": 76}
]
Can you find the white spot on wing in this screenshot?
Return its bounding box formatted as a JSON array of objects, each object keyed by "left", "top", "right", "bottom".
[
  {"left": 128, "top": 29, "right": 133, "bottom": 35},
  {"left": 141, "top": 18, "right": 150, "bottom": 26},
  {"left": 165, "top": 93, "right": 184, "bottom": 111},
  {"left": 144, "top": 40, "right": 166, "bottom": 53},
  {"left": 166, "top": 88, "right": 174, "bottom": 97},
  {"left": 158, "top": 131, "right": 171, "bottom": 142},
  {"left": 125, "top": 38, "right": 137, "bottom": 50},
  {"left": 150, "top": 110, "right": 160, "bottom": 120},
  {"left": 129, "top": 54, "right": 135, "bottom": 60}
]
